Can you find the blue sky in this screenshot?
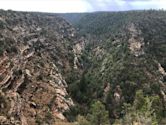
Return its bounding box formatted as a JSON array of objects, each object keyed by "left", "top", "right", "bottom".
[{"left": 0, "top": 0, "right": 165, "bottom": 13}]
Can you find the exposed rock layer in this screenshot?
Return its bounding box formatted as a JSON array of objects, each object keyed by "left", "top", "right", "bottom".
[{"left": 0, "top": 10, "right": 79, "bottom": 125}]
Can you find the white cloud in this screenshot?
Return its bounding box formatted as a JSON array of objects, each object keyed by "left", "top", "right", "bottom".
[
  {"left": 128, "top": 0, "right": 166, "bottom": 10},
  {"left": 0, "top": 0, "right": 92, "bottom": 13},
  {"left": 0, "top": 0, "right": 165, "bottom": 13},
  {"left": 84, "top": 0, "right": 166, "bottom": 11}
]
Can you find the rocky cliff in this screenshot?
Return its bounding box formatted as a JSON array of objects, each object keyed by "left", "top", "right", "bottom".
[{"left": 0, "top": 10, "right": 83, "bottom": 125}]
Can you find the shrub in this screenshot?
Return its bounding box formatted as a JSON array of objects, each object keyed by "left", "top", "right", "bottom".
[{"left": 87, "top": 101, "right": 110, "bottom": 125}]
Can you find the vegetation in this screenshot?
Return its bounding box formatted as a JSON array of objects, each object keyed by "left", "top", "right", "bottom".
[
  {"left": 0, "top": 9, "right": 166, "bottom": 125},
  {"left": 114, "top": 90, "right": 163, "bottom": 125},
  {"left": 76, "top": 101, "right": 109, "bottom": 125},
  {"left": 63, "top": 10, "right": 166, "bottom": 125}
]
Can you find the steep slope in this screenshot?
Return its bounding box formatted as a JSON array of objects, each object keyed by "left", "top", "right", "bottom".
[
  {"left": 0, "top": 10, "right": 83, "bottom": 125},
  {"left": 62, "top": 10, "right": 166, "bottom": 124}
]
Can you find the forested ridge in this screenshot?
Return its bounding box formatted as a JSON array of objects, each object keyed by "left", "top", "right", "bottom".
[{"left": 61, "top": 10, "right": 166, "bottom": 125}]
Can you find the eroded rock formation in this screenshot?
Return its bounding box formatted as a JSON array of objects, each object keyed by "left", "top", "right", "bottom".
[{"left": 0, "top": 10, "right": 79, "bottom": 125}]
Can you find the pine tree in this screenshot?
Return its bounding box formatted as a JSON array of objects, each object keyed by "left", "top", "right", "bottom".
[{"left": 87, "top": 101, "right": 110, "bottom": 125}]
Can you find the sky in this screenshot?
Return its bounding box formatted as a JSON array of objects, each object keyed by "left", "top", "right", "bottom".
[{"left": 0, "top": 0, "right": 166, "bottom": 13}]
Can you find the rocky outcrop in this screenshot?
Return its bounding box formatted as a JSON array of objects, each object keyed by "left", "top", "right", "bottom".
[
  {"left": 73, "top": 37, "right": 85, "bottom": 69},
  {"left": 0, "top": 10, "right": 78, "bottom": 125},
  {"left": 128, "top": 23, "right": 145, "bottom": 57}
]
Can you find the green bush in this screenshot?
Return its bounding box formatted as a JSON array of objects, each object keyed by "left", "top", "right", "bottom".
[
  {"left": 114, "top": 90, "right": 162, "bottom": 125},
  {"left": 87, "top": 101, "right": 110, "bottom": 125}
]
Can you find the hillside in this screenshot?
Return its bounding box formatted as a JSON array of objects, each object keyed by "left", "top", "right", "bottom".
[
  {"left": 61, "top": 10, "right": 166, "bottom": 125},
  {"left": 0, "top": 10, "right": 86, "bottom": 125},
  {"left": 0, "top": 10, "right": 166, "bottom": 125}
]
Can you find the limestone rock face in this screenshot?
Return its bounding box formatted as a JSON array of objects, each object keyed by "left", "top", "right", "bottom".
[
  {"left": 128, "top": 23, "right": 145, "bottom": 57},
  {"left": 73, "top": 37, "right": 85, "bottom": 69},
  {"left": 0, "top": 10, "right": 78, "bottom": 125}
]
